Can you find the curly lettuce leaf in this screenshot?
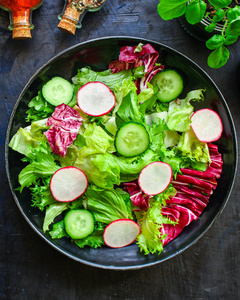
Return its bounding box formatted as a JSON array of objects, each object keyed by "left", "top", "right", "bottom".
[
  {"left": 30, "top": 177, "right": 56, "bottom": 211},
  {"left": 136, "top": 195, "right": 177, "bottom": 255},
  {"left": 86, "top": 186, "right": 133, "bottom": 224},
  {"left": 177, "top": 128, "right": 211, "bottom": 164},
  {"left": 26, "top": 91, "right": 55, "bottom": 122}
]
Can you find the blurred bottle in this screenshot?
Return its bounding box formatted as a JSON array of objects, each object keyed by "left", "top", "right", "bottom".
[
  {"left": 58, "top": 0, "right": 106, "bottom": 35},
  {"left": 0, "top": 0, "right": 43, "bottom": 39}
]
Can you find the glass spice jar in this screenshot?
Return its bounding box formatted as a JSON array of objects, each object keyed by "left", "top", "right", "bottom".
[
  {"left": 58, "top": 0, "right": 107, "bottom": 35},
  {"left": 0, "top": 0, "right": 43, "bottom": 39}
]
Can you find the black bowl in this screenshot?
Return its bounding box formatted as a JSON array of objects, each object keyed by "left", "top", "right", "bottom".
[{"left": 5, "top": 36, "right": 237, "bottom": 270}]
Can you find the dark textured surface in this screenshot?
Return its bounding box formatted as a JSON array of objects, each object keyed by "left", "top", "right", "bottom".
[{"left": 0, "top": 0, "right": 240, "bottom": 299}]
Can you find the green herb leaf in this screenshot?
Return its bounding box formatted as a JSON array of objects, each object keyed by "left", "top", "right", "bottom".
[
  {"left": 227, "top": 6, "right": 240, "bottom": 23},
  {"left": 226, "top": 16, "right": 240, "bottom": 37},
  {"left": 208, "top": 0, "right": 231, "bottom": 10},
  {"left": 205, "top": 21, "right": 217, "bottom": 32},
  {"left": 207, "top": 45, "right": 230, "bottom": 68},
  {"left": 213, "top": 9, "right": 226, "bottom": 22},
  {"left": 206, "top": 35, "right": 225, "bottom": 50},
  {"left": 157, "top": 0, "right": 188, "bottom": 20},
  {"left": 185, "top": 0, "right": 207, "bottom": 25},
  {"left": 224, "top": 35, "right": 238, "bottom": 45}
]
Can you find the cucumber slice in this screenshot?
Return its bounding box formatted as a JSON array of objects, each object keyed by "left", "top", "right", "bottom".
[
  {"left": 115, "top": 122, "right": 149, "bottom": 157},
  {"left": 151, "top": 69, "right": 184, "bottom": 102},
  {"left": 64, "top": 209, "right": 95, "bottom": 239},
  {"left": 42, "top": 77, "right": 73, "bottom": 106}
]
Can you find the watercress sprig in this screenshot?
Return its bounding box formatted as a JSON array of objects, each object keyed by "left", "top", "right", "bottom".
[{"left": 157, "top": 0, "right": 240, "bottom": 68}]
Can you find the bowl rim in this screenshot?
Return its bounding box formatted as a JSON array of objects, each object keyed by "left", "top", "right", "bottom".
[{"left": 5, "top": 36, "right": 238, "bottom": 270}]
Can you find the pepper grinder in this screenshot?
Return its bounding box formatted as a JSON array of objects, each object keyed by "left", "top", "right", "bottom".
[{"left": 58, "top": 0, "right": 106, "bottom": 35}]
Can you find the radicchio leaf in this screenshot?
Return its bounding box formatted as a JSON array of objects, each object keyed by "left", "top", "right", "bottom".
[
  {"left": 44, "top": 104, "right": 83, "bottom": 157},
  {"left": 109, "top": 44, "right": 164, "bottom": 94},
  {"left": 160, "top": 143, "right": 223, "bottom": 246}
]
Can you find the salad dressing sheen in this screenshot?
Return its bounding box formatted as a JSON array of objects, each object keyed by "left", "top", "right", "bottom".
[{"left": 0, "top": 0, "right": 43, "bottom": 39}]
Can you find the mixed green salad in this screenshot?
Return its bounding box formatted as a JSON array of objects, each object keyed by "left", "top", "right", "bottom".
[{"left": 9, "top": 43, "right": 223, "bottom": 255}]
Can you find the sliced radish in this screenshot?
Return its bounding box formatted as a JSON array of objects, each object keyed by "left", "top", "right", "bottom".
[
  {"left": 50, "top": 167, "right": 88, "bottom": 202},
  {"left": 77, "top": 81, "right": 115, "bottom": 116},
  {"left": 138, "top": 162, "right": 173, "bottom": 195},
  {"left": 191, "top": 109, "right": 223, "bottom": 142},
  {"left": 103, "top": 219, "right": 140, "bottom": 248}
]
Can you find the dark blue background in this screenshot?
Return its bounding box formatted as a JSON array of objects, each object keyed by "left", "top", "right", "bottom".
[{"left": 0, "top": 1, "right": 239, "bottom": 299}]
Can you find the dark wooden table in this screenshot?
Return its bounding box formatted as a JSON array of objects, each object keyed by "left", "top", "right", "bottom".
[{"left": 1, "top": 1, "right": 239, "bottom": 299}]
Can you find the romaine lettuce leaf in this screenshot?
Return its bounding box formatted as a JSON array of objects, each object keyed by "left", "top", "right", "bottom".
[{"left": 86, "top": 186, "right": 133, "bottom": 224}]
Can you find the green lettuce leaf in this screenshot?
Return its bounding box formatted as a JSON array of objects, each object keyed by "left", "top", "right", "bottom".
[
  {"left": 74, "top": 229, "right": 105, "bottom": 249},
  {"left": 74, "top": 153, "right": 121, "bottom": 189},
  {"left": 9, "top": 119, "right": 48, "bottom": 157},
  {"left": 177, "top": 128, "right": 211, "bottom": 164},
  {"left": 167, "top": 89, "right": 204, "bottom": 132},
  {"left": 116, "top": 91, "right": 145, "bottom": 127},
  {"left": 26, "top": 91, "right": 55, "bottom": 122},
  {"left": 113, "top": 78, "right": 138, "bottom": 115},
  {"left": 78, "top": 123, "right": 115, "bottom": 158},
  {"left": 72, "top": 66, "right": 144, "bottom": 92},
  {"left": 136, "top": 196, "right": 177, "bottom": 255},
  {"left": 114, "top": 150, "right": 159, "bottom": 176},
  {"left": 30, "top": 177, "right": 56, "bottom": 211},
  {"left": 43, "top": 202, "right": 69, "bottom": 232},
  {"left": 74, "top": 223, "right": 105, "bottom": 249},
  {"left": 86, "top": 186, "right": 133, "bottom": 224},
  {"left": 18, "top": 142, "right": 60, "bottom": 190},
  {"left": 49, "top": 220, "right": 68, "bottom": 239}
]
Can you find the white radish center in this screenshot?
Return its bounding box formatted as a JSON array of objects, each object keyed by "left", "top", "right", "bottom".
[
  {"left": 191, "top": 109, "right": 222, "bottom": 142},
  {"left": 51, "top": 168, "right": 87, "bottom": 201},
  {"left": 77, "top": 82, "right": 115, "bottom": 116},
  {"left": 104, "top": 221, "right": 139, "bottom": 248},
  {"left": 139, "top": 162, "right": 172, "bottom": 195}
]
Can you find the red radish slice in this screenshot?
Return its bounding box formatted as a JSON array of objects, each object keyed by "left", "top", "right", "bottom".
[
  {"left": 50, "top": 167, "right": 88, "bottom": 202},
  {"left": 191, "top": 109, "right": 223, "bottom": 142},
  {"left": 103, "top": 219, "right": 140, "bottom": 248},
  {"left": 77, "top": 81, "right": 115, "bottom": 116},
  {"left": 138, "top": 162, "right": 173, "bottom": 195}
]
